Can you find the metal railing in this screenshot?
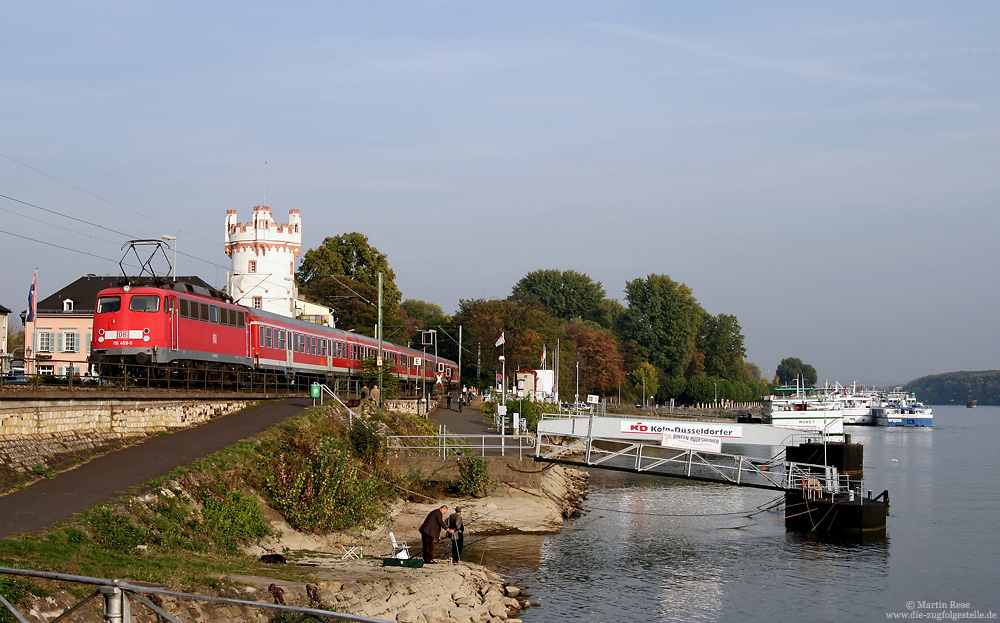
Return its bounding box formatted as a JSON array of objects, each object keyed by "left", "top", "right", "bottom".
[
  {"left": 0, "top": 566, "right": 385, "bottom": 623},
  {"left": 388, "top": 425, "right": 535, "bottom": 458}
]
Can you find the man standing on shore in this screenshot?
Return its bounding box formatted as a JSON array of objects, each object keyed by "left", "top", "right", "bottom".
[
  {"left": 419, "top": 504, "right": 453, "bottom": 563},
  {"left": 447, "top": 506, "right": 465, "bottom": 562}
]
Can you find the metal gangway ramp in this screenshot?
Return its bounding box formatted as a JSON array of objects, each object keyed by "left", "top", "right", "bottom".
[{"left": 535, "top": 413, "right": 853, "bottom": 495}]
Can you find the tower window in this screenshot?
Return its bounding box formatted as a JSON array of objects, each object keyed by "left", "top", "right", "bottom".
[
  {"left": 248, "top": 260, "right": 257, "bottom": 273},
  {"left": 252, "top": 296, "right": 262, "bottom": 309}
]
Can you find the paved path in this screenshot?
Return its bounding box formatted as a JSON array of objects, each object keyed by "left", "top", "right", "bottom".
[
  {"left": 0, "top": 398, "right": 310, "bottom": 538},
  {"left": 427, "top": 397, "right": 495, "bottom": 435}
]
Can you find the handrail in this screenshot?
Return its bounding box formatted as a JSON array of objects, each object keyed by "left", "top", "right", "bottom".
[
  {"left": 0, "top": 566, "right": 386, "bottom": 623},
  {"left": 387, "top": 431, "right": 535, "bottom": 459}
]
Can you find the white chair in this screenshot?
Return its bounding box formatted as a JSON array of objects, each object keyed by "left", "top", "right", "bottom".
[{"left": 389, "top": 532, "right": 409, "bottom": 559}]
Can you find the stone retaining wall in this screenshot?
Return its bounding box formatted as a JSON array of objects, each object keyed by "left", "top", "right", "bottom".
[{"left": 0, "top": 400, "right": 254, "bottom": 485}]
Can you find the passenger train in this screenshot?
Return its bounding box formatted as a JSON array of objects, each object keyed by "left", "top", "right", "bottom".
[{"left": 88, "top": 279, "right": 458, "bottom": 390}]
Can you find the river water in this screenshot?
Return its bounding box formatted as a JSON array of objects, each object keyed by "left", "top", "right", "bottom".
[{"left": 469, "top": 405, "right": 1000, "bottom": 622}]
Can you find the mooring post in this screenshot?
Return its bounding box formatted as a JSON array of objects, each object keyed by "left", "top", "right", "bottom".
[{"left": 101, "top": 586, "right": 129, "bottom": 623}]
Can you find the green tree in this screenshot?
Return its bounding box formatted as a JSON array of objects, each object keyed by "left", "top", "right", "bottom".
[
  {"left": 698, "top": 313, "right": 747, "bottom": 381},
  {"left": 631, "top": 362, "right": 660, "bottom": 405},
  {"left": 296, "top": 233, "right": 402, "bottom": 310},
  {"left": 775, "top": 357, "right": 818, "bottom": 386},
  {"left": 617, "top": 274, "right": 703, "bottom": 379},
  {"left": 512, "top": 269, "right": 608, "bottom": 326}
]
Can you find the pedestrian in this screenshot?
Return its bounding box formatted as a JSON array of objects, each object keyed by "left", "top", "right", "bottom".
[
  {"left": 447, "top": 505, "right": 465, "bottom": 562},
  {"left": 446, "top": 393, "right": 453, "bottom": 410},
  {"left": 458, "top": 394, "right": 464, "bottom": 413},
  {"left": 419, "top": 504, "right": 453, "bottom": 563}
]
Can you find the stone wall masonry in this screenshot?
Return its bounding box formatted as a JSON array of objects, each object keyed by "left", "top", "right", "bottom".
[{"left": 0, "top": 400, "right": 254, "bottom": 481}]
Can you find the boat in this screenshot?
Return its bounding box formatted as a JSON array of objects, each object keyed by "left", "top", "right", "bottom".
[
  {"left": 872, "top": 389, "right": 933, "bottom": 427},
  {"left": 967, "top": 398, "right": 977, "bottom": 408},
  {"left": 835, "top": 382, "right": 876, "bottom": 426},
  {"left": 763, "top": 384, "right": 844, "bottom": 437}
]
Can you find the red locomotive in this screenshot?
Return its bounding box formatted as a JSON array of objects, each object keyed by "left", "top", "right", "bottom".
[{"left": 89, "top": 279, "right": 458, "bottom": 391}]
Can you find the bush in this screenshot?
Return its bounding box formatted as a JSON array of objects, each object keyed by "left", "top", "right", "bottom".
[
  {"left": 87, "top": 507, "right": 148, "bottom": 553},
  {"left": 201, "top": 492, "right": 272, "bottom": 546},
  {"left": 456, "top": 456, "right": 492, "bottom": 498}
]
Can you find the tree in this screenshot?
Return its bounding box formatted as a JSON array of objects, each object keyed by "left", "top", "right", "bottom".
[
  {"left": 295, "top": 233, "right": 402, "bottom": 310},
  {"left": 451, "top": 298, "right": 560, "bottom": 381},
  {"left": 631, "top": 362, "right": 659, "bottom": 405},
  {"left": 563, "top": 321, "right": 626, "bottom": 396},
  {"left": 300, "top": 275, "right": 402, "bottom": 338},
  {"left": 511, "top": 269, "right": 608, "bottom": 326},
  {"left": 775, "top": 357, "right": 818, "bottom": 386},
  {"left": 616, "top": 274, "right": 703, "bottom": 379},
  {"left": 400, "top": 299, "right": 449, "bottom": 342},
  {"left": 698, "top": 313, "right": 747, "bottom": 381}
]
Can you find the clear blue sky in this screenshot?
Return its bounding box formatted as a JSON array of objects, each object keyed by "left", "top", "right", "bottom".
[{"left": 3, "top": 2, "right": 999, "bottom": 386}]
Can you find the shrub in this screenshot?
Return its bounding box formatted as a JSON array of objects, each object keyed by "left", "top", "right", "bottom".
[
  {"left": 456, "top": 456, "right": 492, "bottom": 498},
  {"left": 87, "top": 507, "right": 148, "bottom": 552},
  {"left": 201, "top": 492, "right": 272, "bottom": 546}
]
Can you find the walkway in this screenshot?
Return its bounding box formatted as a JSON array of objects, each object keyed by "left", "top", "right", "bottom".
[{"left": 0, "top": 398, "right": 310, "bottom": 538}]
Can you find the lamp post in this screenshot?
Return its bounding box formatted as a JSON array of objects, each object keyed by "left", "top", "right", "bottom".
[
  {"left": 161, "top": 235, "right": 177, "bottom": 282},
  {"left": 499, "top": 355, "right": 506, "bottom": 405},
  {"left": 575, "top": 360, "right": 580, "bottom": 405},
  {"left": 714, "top": 382, "right": 718, "bottom": 404}
]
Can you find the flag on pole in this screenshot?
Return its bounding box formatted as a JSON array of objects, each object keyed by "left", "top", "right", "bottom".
[
  {"left": 540, "top": 344, "right": 546, "bottom": 369},
  {"left": 26, "top": 269, "right": 37, "bottom": 323},
  {"left": 495, "top": 332, "right": 505, "bottom": 347}
]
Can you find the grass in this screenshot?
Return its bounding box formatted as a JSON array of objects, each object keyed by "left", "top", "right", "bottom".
[{"left": 0, "top": 402, "right": 440, "bottom": 604}]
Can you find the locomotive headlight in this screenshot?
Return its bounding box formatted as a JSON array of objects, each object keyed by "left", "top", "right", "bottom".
[
  {"left": 143, "top": 328, "right": 150, "bottom": 334},
  {"left": 97, "top": 336, "right": 105, "bottom": 343},
  {"left": 143, "top": 336, "right": 150, "bottom": 342},
  {"left": 98, "top": 329, "right": 105, "bottom": 336}
]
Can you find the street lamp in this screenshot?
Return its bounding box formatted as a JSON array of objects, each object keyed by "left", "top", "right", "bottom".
[
  {"left": 575, "top": 360, "right": 580, "bottom": 405},
  {"left": 161, "top": 235, "right": 177, "bottom": 282},
  {"left": 499, "top": 355, "right": 506, "bottom": 405},
  {"left": 714, "top": 382, "right": 718, "bottom": 404}
]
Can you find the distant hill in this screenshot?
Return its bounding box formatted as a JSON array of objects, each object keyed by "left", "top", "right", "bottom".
[{"left": 904, "top": 370, "right": 1000, "bottom": 406}]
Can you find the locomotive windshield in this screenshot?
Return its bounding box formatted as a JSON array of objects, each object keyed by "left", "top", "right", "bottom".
[
  {"left": 96, "top": 296, "right": 121, "bottom": 313},
  {"left": 129, "top": 295, "right": 160, "bottom": 313}
]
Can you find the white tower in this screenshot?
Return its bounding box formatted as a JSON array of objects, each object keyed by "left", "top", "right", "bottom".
[{"left": 225, "top": 206, "right": 301, "bottom": 316}]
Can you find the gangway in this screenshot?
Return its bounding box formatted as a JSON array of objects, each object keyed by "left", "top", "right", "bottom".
[{"left": 535, "top": 413, "right": 855, "bottom": 496}]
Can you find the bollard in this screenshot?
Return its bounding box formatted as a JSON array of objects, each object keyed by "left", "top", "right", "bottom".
[{"left": 101, "top": 586, "right": 130, "bottom": 623}]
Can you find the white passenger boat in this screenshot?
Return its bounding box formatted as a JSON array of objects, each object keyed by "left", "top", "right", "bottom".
[
  {"left": 763, "top": 386, "right": 844, "bottom": 437},
  {"left": 872, "top": 389, "right": 933, "bottom": 427},
  {"left": 835, "top": 383, "right": 876, "bottom": 426}
]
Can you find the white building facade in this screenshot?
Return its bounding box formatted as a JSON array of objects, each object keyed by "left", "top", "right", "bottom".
[{"left": 225, "top": 206, "right": 301, "bottom": 317}]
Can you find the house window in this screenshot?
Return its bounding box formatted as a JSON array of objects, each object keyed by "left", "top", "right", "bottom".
[
  {"left": 37, "top": 331, "right": 53, "bottom": 353},
  {"left": 63, "top": 299, "right": 74, "bottom": 312},
  {"left": 252, "top": 297, "right": 262, "bottom": 309},
  {"left": 63, "top": 332, "right": 78, "bottom": 353},
  {"left": 38, "top": 364, "right": 54, "bottom": 376},
  {"left": 248, "top": 260, "right": 257, "bottom": 273}
]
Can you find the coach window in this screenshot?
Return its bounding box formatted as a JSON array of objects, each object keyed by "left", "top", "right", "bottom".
[
  {"left": 96, "top": 296, "right": 121, "bottom": 314},
  {"left": 209, "top": 305, "right": 219, "bottom": 324},
  {"left": 258, "top": 326, "right": 265, "bottom": 348},
  {"left": 265, "top": 327, "right": 273, "bottom": 349},
  {"left": 277, "top": 329, "right": 286, "bottom": 350}
]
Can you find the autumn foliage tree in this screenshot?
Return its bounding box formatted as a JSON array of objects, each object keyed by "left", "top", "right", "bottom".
[{"left": 563, "top": 321, "right": 625, "bottom": 396}]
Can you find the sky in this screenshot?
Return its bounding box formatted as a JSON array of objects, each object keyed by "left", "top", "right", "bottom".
[{"left": 2, "top": 1, "right": 999, "bottom": 386}]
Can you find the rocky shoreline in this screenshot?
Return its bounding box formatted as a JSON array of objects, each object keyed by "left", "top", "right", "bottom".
[{"left": 247, "top": 462, "right": 590, "bottom": 622}]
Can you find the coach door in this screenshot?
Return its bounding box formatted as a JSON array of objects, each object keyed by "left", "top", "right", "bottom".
[
  {"left": 286, "top": 330, "right": 294, "bottom": 371},
  {"left": 167, "top": 296, "right": 178, "bottom": 349}
]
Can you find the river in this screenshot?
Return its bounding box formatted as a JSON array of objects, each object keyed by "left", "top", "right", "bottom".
[{"left": 470, "top": 405, "right": 1000, "bottom": 622}]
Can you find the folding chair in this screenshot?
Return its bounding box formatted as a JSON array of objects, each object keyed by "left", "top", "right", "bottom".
[
  {"left": 389, "top": 532, "right": 409, "bottom": 559},
  {"left": 341, "top": 544, "right": 362, "bottom": 560}
]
